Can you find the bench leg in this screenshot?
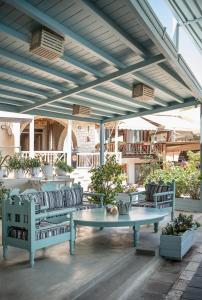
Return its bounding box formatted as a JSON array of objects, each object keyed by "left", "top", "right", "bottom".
[
  {"left": 29, "top": 251, "right": 35, "bottom": 267},
  {"left": 154, "top": 222, "right": 159, "bottom": 233},
  {"left": 69, "top": 239, "right": 74, "bottom": 255},
  {"left": 171, "top": 207, "right": 174, "bottom": 221},
  {"left": 3, "top": 245, "right": 8, "bottom": 260},
  {"left": 133, "top": 225, "right": 140, "bottom": 247}
]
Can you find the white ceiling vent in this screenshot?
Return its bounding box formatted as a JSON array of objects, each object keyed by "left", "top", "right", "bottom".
[
  {"left": 72, "top": 105, "right": 91, "bottom": 117},
  {"left": 30, "top": 27, "right": 64, "bottom": 60},
  {"left": 132, "top": 83, "right": 154, "bottom": 101}
]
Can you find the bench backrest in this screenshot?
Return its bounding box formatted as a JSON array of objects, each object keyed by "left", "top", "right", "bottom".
[
  {"left": 145, "top": 180, "right": 174, "bottom": 202},
  {"left": 19, "top": 186, "right": 83, "bottom": 210}
]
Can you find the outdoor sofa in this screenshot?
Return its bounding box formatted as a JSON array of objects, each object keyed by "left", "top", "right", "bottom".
[
  {"left": 129, "top": 180, "right": 175, "bottom": 220},
  {"left": 2, "top": 184, "right": 104, "bottom": 267}
]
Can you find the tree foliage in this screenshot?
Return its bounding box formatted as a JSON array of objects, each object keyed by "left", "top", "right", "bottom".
[{"left": 89, "top": 155, "right": 126, "bottom": 205}]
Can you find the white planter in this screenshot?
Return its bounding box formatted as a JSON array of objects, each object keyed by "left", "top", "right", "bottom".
[
  {"left": 160, "top": 227, "right": 196, "bottom": 261},
  {"left": 14, "top": 169, "right": 25, "bottom": 179},
  {"left": 42, "top": 165, "right": 53, "bottom": 177},
  {"left": 0, "top": 168, "right": 5, "bottom": 178},
  {"left": 55, "top": 167, "right": 66, "bottom": 176},
  {"left": 30, "top": 167, "right": 40, "bottom": 177}
]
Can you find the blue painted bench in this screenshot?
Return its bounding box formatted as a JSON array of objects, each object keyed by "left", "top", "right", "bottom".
[
  {"left": 2, "top": 184, "right": 104, "bottom": 267},
  {"left": 129, "top": 180, "right": 175, "bottom": 221}
]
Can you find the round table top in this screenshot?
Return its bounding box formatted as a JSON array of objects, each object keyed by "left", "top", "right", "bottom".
[{"left": 73, "top": 207, "right": 168, "bottom": 227}]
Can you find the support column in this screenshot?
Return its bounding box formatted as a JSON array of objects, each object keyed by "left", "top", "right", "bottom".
[
  {"left": 29, "top": 118, "right": 34, "bottom": 158},
  {"left": 66, "top": 120, "right": 72, "bottom": 166},
  {"left": 200, "top": 105, "right": 202, "bottom": 202},
  {"left": 114, "top": 121, "right": 119, "bottom": 154},
  {"left": 13, "top": 123, "right": 21, "bottom": 153},
  {"left": 100, "top": 122, "right": 105, "bottom": 165}
]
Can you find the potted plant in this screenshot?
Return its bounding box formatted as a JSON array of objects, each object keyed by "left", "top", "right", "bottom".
[
  {"left": 160, "top": 213, "right": 200, "bottom": 260},
  {"left": 55, "top": 160, "right": 74, "bottom": 176},
  {"left": 0, "top": 153, "right": 10, "bottom": 178},
  {"left": 89, "top": 155, "right": 126, "bottom": 205},
  {"left": 7, "top": 154, "right": 26, "bottom": 178},
  {"left": 42, "top": 161, "right": 53, "bottom": 178},
  {"left": 27, "top": 158, "right": 41, "bottom": 177}
]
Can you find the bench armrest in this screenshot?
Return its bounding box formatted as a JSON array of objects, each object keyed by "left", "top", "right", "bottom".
[
  {"left": 153, "top": 191, "right": 174, "bottom": 197},
  {"left": 83, "top": 192, "right": 104, "bottom": 207},
  {"left": 129, "top": 190, "right": 146, "bottom": 197},
  {"left": 153, "top": 191, "right": 174, "bottom": 206}
]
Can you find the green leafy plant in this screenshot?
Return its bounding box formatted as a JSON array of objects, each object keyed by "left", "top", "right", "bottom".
[
  {"left": 123, "top": 184, "right": 138, "bottom": 193},
  {"left": 55, "top": 160, "right": 74, "bottom": 173},
  {"left": 145, "top": 151, "right": 200, "bottom": 199},
  {"left": 7, "top": 154, "right": 26, "bottom": 171},
  {"left": 162, "top": 213, "right": 200, "bottom": 236},
  {"left": 26, "top": 158, "right": 41, "bottom": 168},
  {"left": 89, "top": 155, "right": 126, "bottom": 205}
]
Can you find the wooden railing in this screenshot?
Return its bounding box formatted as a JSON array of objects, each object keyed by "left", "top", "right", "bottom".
[
  {"left": 21, "top": 151, "right": 122, "bottom": 169},
  {"left": 105, "top": 142, "right": 165, "bottom": 155},
  {"left": 76, "top": 152, "right": 122, "bottom": 168},
  {"left": 21, "top": 151, "right": 68, "bottom": 164}
]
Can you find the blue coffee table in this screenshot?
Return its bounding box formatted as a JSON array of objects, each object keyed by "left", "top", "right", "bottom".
[{"left": 73, "top": 207, "right": 168, "bottom": 247}]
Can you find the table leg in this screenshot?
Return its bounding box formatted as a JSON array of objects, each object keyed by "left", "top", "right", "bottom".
[
  {"left": 133, "top": 225, "right": 140, "bottom": 247},
  {"left": 154, "top": 222, "right": 159, "bottom": 233}
]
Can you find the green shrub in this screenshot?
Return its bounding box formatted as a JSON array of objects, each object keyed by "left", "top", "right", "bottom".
[
  {"left": 7, "top": 154, "right": 27, "bottom": 171},
  {"left": 27, "top": 158, "right": 41, "bottom": 168},
  {"left": 89, "top": 155, "right": 126, "bottom": 205},
  {"left": 145, "top": 151, "right": 200, "bottom": 199},
  {"left": 162, "top": 213, "right": 200, "bottom": 236},
  {"left": 55, "top": 160, "right": 74, "bottom": 173}
]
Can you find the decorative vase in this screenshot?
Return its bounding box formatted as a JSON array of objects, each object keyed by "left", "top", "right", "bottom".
[
  {"left": 14, "top": 169, "right": 24, "bottom": 179},
  {"left": 117, "top": 199, "right": 131, "bottom": 215},
  {"left": 42, "top": 165, "right": 53, "bottom": 178},
  {"left": 30, "top": 167, "right": 40, "bottom": 177}
]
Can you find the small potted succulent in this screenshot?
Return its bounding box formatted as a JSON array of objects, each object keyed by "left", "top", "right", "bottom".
[
  {"left": 55, "top": 160, "right": 74, "bottom": 176},
  {"left": 7, "top": 154, "right": 26, "bottom": 178},
  {"left": 160, "top": 213, "right": 200, "bottom": 260},
  {"left": 0, "top": 153, "right": 10, "bottom": 178},
  {"left": 42, "top": 161, "right": 53, "bottom": 178},
  {"left": 28, "top": 158, "right": 41, "bottom": 177}
]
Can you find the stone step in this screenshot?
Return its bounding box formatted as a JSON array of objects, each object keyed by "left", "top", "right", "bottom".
[{"left": 70, "top": 249, "right": 163, "bottom": 300}]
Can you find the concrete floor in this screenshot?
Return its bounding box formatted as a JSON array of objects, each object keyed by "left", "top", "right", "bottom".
[
  {"left": 1, "top": 212, "right": 201, "bottom": 300},
  {"left": 0, "top": 218, "right": 165, "bottom": 300}
]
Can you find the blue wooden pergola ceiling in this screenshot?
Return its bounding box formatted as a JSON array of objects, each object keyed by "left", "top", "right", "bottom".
[
  {"left": 165, "top": 0, "right": 202, "bottom": 55},
  {"left": 0, "top": 0, "right": 201, "bottom": 123}
]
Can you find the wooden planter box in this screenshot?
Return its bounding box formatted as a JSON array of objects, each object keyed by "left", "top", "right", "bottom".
[{"left": 160, "top": 227, "right": 196, "bottom": 261}]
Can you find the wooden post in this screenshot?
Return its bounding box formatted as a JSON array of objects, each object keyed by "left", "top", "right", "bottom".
[
  {"left": 114, "top": 121, "right": 119, "bottom": 155},
  {"left": 29, "top": 118, "right": 34, "bottom": 158},
  {"left": 200, "top": 104, "right": 202, "bottom": 203},
  {"left": 100, "top": 122, "right": 104, "bottom": 165},
  {"left": 13, "top": 122, "right": 21, "bottom": 153},
  {"left": 66, "top": 120, "right": 72, "bottom": 166}
]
